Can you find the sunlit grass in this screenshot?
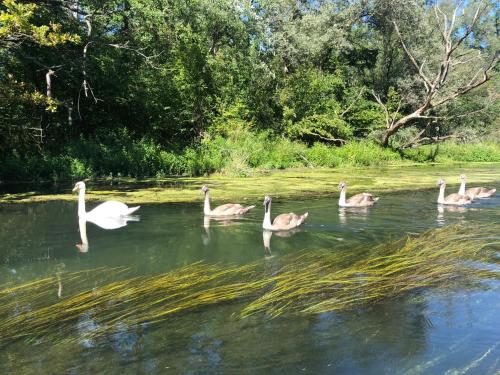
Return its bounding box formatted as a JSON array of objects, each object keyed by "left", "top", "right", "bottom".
[{"left": 0, "top": 224, "right": 498, "bottom": 345}]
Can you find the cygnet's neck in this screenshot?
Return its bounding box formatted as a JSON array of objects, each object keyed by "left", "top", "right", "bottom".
[
  {"left": 339, "top": 188, "right": 347, "bottom": 206},
  {"left": 437, "top": 185, "right": 446, "bottom": 204},
  {"left": 458, "top": 181, "right": 466, "bottom": 196},
  {"left": 203, "top": 192, "right": 211, "bottom": 215},
  {"left": 263, "top": 202, "right": 272, "bottom": 229}
]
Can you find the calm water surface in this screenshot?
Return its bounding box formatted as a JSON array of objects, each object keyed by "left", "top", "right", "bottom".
[{"left": 0, "top": 187, "right": 499, "bottom": 374}]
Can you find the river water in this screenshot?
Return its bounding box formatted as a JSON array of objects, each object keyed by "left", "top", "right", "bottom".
[{"left": 0, "top": 186, "right": 499, "bottom": 374}]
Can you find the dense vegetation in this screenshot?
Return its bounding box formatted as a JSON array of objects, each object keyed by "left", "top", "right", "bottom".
[{"left": 0, "top": 0, "right": 498, "bottom": 181}]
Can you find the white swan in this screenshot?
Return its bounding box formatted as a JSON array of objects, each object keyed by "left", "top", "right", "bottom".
[
  {"left": 459, "top": 174, "right": 496, "bottom": 199},
  {"left": 437, "top": 179, "right": 471, "bottom": 205},
  {"left": 262, "top": 196, "right": 308, "bottom": 231},
  {"left": 72, "top": 181, "right": 140, "bottom": 221}
]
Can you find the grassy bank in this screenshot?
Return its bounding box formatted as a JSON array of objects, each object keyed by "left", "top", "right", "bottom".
[
  {"left": 1, "top": 163, "right": 498, "bottom": 204},
  {"left": 1, "top": 129, "right": 499, "bottom": 182}
]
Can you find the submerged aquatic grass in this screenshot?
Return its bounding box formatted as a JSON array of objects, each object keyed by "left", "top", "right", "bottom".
[{"left": 0, "top": 225, "right": 498, "bottom": 345}]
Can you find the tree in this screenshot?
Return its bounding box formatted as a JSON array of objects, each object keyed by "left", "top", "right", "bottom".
[
  {"left": 0, "top": 0, "right": 81, "bottom": 152},
  {"left": 373, "top": 0, "right": 498, "bottom": 147}
]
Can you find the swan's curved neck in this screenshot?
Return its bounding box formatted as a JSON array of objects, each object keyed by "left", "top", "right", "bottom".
[
  {"left": 339, "top": 188, "right": 347, "bottom": 206},
  {"left": 437, "top": 185, "right": 446, "bottom": 204},
  {"left": 458, "top": 181, "right": 466, "bottom": 196},
  {"left": 263, "top": 202, "right": 272, "bottom": 229},
  {"left": 78, "top": 189, "right": 87, "bottom": 218},
  {"left": 203, "top": 192, "right": 211, "bottom": 215}
]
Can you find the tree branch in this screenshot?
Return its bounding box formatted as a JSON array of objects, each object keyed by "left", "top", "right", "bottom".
[
  {"left": 432, "top": 56, "right": 497, "bottom": 107},
  {"left": 372, "top": 91, "right": 392, "bottom": 129},
  {"left": 340, "top": 87, "right": 365, "bottom": 118},
  {"left": 392, "top": 22, "right": 433, "bottom": 93},
  {"left": 46, "top": 69, "right": 55, "bottom": 98},
  {"left": 396, "top": 122, "right": 433, "bottom": 150}
]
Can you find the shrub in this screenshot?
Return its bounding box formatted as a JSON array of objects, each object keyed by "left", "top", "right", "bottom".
[
  {"left": 306, "top": 143, "right": 342, "bottom": 167},
  {"left": 306, "top": 141, "right": 401, "bottom": 167},
  {"left": 1, "top": 129, "right": 498, "bottom": 183},
  {"left": 403, "top": 142, "right": 500, "bottom": 163}
]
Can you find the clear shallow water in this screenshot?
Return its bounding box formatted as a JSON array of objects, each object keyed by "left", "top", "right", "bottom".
[{"left": 0, "top": 187, "right": 499, "bottom": 374}]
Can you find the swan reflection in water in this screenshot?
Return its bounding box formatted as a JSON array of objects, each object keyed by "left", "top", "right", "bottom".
[
  {"left": 202, "top": 216, "right": 240, "bottom": 246},
  {"left": 436, "top": 204, "right": 468, "bottom": 227},
  {"left": 76, "top": 215, "right": 140, "bottom": 253},
  {"left": 338, "top": 206, "right": 370, "bottom": 225},
  {"left": 263, "top": 229, "right": 301, "bottom": 258}
]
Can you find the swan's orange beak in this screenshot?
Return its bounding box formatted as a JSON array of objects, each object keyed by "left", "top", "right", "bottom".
[{"left": 72, "top": 186, "right": 79, "bottom": 192}]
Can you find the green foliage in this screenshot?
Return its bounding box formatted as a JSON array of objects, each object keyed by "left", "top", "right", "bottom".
[
  {"left": 306, "top": 141, "right": 401, "bottom": 167},
  {"left": 3, "top": 129, "right": 499, "bottom": 182},
  {"left": 0, "top": 0, "right": 498, "bottom": 182},
  {"left": 0, "top": 0, "right": 80, "bottom": 47},
  {"left": 403, "top": 142, "right": 500, "bottom": 163},
  {"left": 288, "top": 114, "right": 353, "bottom": 144}
]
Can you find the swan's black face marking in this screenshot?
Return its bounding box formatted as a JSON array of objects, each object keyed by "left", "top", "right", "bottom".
[
  {"left": 460, "top": 174, "right": 467, "bottom": 181},
  {"left": 263, "top": 196, "right": 271, "bottom": 212},
  {"left": 437, "top": 179, "right": 445, "bottom": 186},
  {"left": 338, "top": 181, "right": 346, "bottom": 189},
  {"left": 201, "top": 185, "right": 209, "bottom": 193}
]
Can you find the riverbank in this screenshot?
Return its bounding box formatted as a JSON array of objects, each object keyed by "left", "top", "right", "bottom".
[
  {"left": 2, "top": 136, "right": 499, "bottom": 183},
  {"left": 0, "top": 163, "right": 498, "bottom": 204}
]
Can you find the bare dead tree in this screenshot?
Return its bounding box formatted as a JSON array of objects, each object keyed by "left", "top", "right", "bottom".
[
  {"left": 45, "top": 69, "right": 55, "bottom": 98},
  {"left": 374, "top": 1, "right": 498, "bottom": 147}
]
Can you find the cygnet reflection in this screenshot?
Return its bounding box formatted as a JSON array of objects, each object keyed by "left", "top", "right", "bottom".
[
  {"left": 76, "top": 215, "right": 140, "bottom": 253},
  {"left": 262, "top": 230, "right": 273, "bottom": 258},
  {"left": 202, "top": 216, "right": 239, "bottom": 246},
  {"left": 338, "top": 206, "right": 370, "bottom": 225},
  {"left": 262, "top": 228, "right": 300, "bottom": 258},
  {"left": 436, "top": 204, "right": 468, "bottom": 227}
]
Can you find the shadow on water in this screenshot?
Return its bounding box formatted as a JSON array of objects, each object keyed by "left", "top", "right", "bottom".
[{"left": 0, "top": 178, "right": 195, "bottom": 197}]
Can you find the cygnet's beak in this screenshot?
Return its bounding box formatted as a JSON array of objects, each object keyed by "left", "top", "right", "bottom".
[{"left": 72, "top": 186, "right": 79, "bottom": 192}]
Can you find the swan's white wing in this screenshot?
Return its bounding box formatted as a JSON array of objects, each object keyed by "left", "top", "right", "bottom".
[
  {"left": 87, "top": 201, "right": 130, "bottom": 218},
  {"left": 86, "top": 216, "right": 128, "bottom": 230},
  {"left": 86, "top": 214, "right": 140, "bottom": 230}
]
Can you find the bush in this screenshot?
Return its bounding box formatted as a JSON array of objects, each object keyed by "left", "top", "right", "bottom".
[
  {"left": 403, "top": 142, "right": 500, "bottom": 163},
  {"left": 1, "top": 128, "right": 498, "bottom": 182},
  {"left": 306, "top": 143, "right": 342, "bottom": 167},
  {"left": 306, "top": 141, "right": 401, "bottom": 167},
  {"left": 335, "top": 141, "right": 401, "bottom": 166}
]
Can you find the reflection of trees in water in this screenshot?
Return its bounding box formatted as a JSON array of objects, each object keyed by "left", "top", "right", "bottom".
[
  {"left": 0, "top": 201, "right": 75, "bottom": 266},
  {"left": 1, "top": 286, "right": 497, "bottom": 374},
  {"left": 333, "top": 296, "right": 429, "bottom": 368}
]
